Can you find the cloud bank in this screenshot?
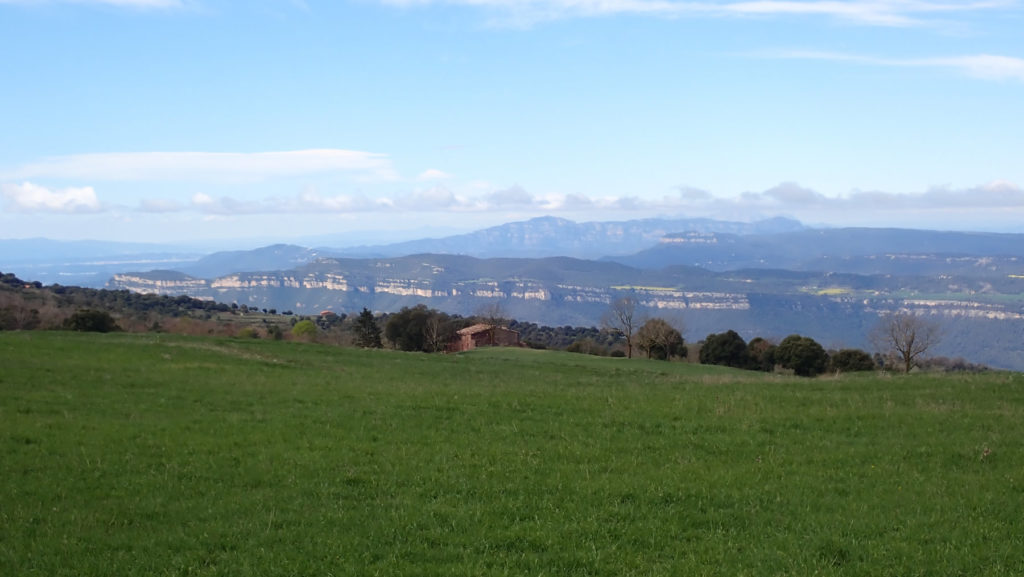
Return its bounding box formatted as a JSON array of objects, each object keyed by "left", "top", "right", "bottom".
[
  {"left": 5, "top": 174, "right": 1022, "bottom": 233},
  {"left": 4, "top": 149, "right": 398, "bottom": 183}
]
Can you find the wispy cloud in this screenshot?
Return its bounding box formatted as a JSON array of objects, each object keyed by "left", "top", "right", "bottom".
[
  {"left": 1, "top": 181, "right": 102, "bottom": 213},
  {"left": 378, "top": 0, "right": 1010, "bottom": 26},
  {"left": 686, "top": 181, "right": 1024, "bottom": 222},
  {"left": 123, "top": 180, "right": 1022, "bottom": 223},
  {"left": 4, "top": 149, "right": 399, "bottom": 183},
  {"left": 764, "top": 50, "right": 1024, "bottom": 81}
]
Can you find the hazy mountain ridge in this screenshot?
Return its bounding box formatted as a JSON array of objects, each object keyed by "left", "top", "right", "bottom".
[
  {"left": 330, "top": 216, "right": 807, "bottom": 259},
  {"left": 612, "top": 228, "right": 1024, "bottom": 274},
  {"left": 179, "top": 244, "right": 337, "bottom": 279}
]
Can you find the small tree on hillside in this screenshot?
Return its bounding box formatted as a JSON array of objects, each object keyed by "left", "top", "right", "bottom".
[
  {"left": 871, "top": 312, "right": 942, "bottom": 373},
  {"left": 774, "top": 334, "right": 829, "bottom": 377},
  {"left": 636, "top": 317, "right": 686, "bottom": 360},
  {"left": 747, "top": 337, "right": 777, "bottom": 372},
  {"left": 353, "top": 308, "right": 383, "bottom": 348},
  {"left": 699, "top": 330, "right": 749, "bottom": 368},
  {"left": 602, "top": 296, "right": 640, "bottom": 358}
]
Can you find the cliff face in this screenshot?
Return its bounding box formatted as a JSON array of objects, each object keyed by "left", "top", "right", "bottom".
[{"left": 108, "top": 271, "right": 751, "bottom": 313}]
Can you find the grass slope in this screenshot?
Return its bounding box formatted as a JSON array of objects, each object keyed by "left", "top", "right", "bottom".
[{"left": 2, "top": 332, "right": 1023, "bottom": 575}]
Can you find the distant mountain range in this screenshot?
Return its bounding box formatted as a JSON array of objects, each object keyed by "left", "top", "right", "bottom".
[
  {"left": 609, "top": 228, "right": 1024, "bottom": 276},
  {"left": 330, "top": 216, "right": 807, "bottom": 259},
  {"left": 5, "top": 216, "right": 1024, "bottom": 369}
]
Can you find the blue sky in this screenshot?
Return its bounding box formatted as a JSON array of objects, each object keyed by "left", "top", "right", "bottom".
[{"left": 1, "top": 0, "right": 1022, "bottom": 245}]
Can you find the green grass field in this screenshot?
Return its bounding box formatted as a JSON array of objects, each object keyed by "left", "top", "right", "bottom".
[{"left": 3, "top": 332, "right": 1023, "bottom": 576}]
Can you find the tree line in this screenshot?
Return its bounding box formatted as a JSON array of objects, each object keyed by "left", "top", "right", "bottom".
[{"left": 2, "top": 271, "right": 974, "bottom": 373}]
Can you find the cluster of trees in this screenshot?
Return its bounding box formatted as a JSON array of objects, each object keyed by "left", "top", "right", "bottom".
[
  {"left": 595, "top": 297, "right": 685, "bottom": 360},
  {"left": 382, "top": 305, "right": 467, "bottom": 352},
  {"left": 699, "top": 330, "right": 843, "bottom": 376},
  {"left": 509, "top": 320, "right": 620, "bottom": 351},
  {"left": 696, "top": 313, "right": 945, "bottom": 376}
]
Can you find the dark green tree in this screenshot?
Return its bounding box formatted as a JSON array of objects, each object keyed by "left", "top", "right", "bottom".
[
  {"left": 829, "top": 349, "right": 876, "bottom": 373},
  {"left": 64, "top": 309, "right": 119, "bottom": 333},
  {"left": 385, "top": 305, "right": 460, "bottom": 352},
  {"left": 774, "top": 334, "right": 829, "bottom": 377},
  {"left": 699, "top": 330, "right": 749, "bottom": 368},
  {"left": 354, "top": 308, "right": 383, "bottom": 349}
]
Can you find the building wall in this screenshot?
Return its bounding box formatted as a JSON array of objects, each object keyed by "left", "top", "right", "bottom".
[{"left": 450, "top": 327, "right": 520, "bottom": 352}]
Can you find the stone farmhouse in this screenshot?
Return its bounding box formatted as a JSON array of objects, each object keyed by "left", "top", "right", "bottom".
[{"left": 448, "top": 323, "right": 521, "bottom": 353}]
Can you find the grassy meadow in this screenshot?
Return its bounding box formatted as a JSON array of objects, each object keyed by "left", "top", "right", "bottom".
[{"left": 2, "top": 331, "right": 1023, "bottom": 575}]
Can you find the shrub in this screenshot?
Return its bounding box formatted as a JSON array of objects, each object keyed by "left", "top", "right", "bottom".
[
  {"left": 64, "top": 309, "right": 120, "bottom": 333},
  {"left": 829, "top": 349, "right": 876, "bottom": 373},
  {"left": 291, "top": 319, "right": 318, "bottom": 340},
  {"left": 700, "top": 330, "right": 749, "bottom": 368},
  {"left": 567, "top": 338, "right": 607, "bottom": 356},
  {"left": 774, "top": 334, "right": 828, "bottom": 377}
]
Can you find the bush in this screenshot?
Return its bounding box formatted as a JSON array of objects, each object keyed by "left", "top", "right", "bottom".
[
  {"left": 291, "top": 319, "right": 318, "bottom": 340},
  {"left": 64, "top": 309, "right": 119, "bottom": 333},
  {"left": 699, "top": 330, "right": 749, "bottom": 368},
  {"left": 567, "top": 338, "right": 607, "bottom": 356},
  {"left": 830, "top": 349, "right": 876, "bottom": 373},
  {"left": 774, "top": 334, "right": 828, "bottom": 377}
]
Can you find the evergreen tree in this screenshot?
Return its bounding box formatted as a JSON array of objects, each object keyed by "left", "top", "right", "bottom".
[
  {"left": 699, "top": 330, "right": 749, "bottom": 368},
  {"left": 775, "top": 334, "right": 829, "bottom": 377},
  {"left": 354, "top": 307, "right": 383, "bottom": 349}
]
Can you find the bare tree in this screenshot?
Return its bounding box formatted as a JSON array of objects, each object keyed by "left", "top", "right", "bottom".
[
  {"left": 602, "top": 296, "right": 640, "bottom": 358},
  {"left": 871, "top": 312, "right": 942, "bottom": 373},
  {"left": 475, "top": 301, "right": 507, "bottom": 346},
  {"left": 423, "top": 314, "right": 445, "bottom": 353}
]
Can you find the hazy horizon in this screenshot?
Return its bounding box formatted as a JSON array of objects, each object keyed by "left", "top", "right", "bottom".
[{"left": 2, "top": 0, "right": 1022, "bottom": 244}]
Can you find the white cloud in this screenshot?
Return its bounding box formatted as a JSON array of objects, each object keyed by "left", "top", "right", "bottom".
[
  {"left": 922, "top": 54, "right": 1024, "bottom": 82},
  {"left": 1, "top": 181, "right": 102, "bottom": 213},
  {"left": 378, "top": 0, "right": 1007, "bottom": 26},
  {"left": 764, "top": 50, "right": 1024, "bottom": 82},
  {"left": 5, "top": 149, "right": 399, "bottom": 183},
  {"left": 485, "top": 185, "right": 535, "bottom": 206}
]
